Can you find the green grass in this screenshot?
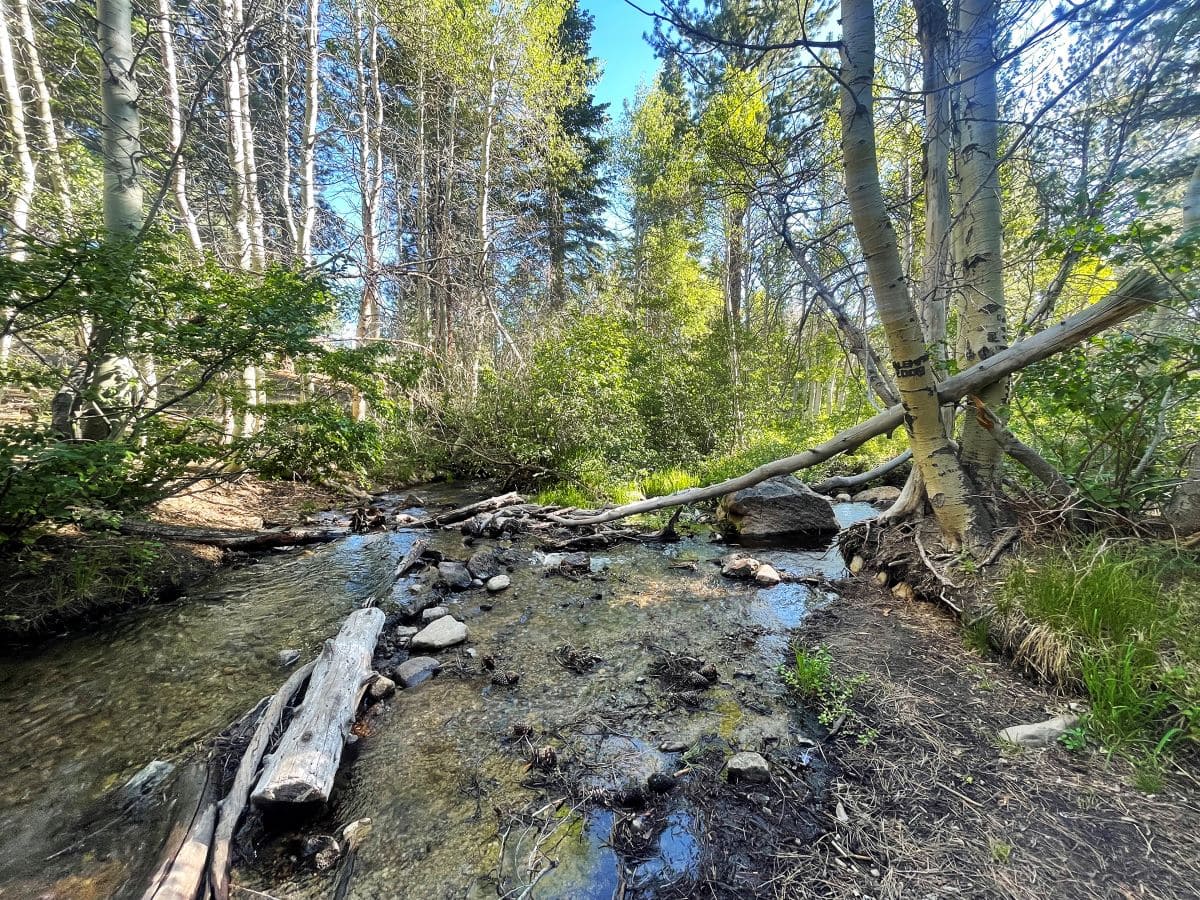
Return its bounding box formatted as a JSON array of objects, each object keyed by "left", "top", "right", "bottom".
[
  {"left": 1000, "top": 541, "right": 1200, "bottom": 778},
  {"left": 639, "top": 467, "right": 698, "bottom": 498},
  {"left": 780, "top": 644, "right": 877, "bottom": 745},
  {"left": 782, "top": 644, "right": 835, "bottom": 698}
]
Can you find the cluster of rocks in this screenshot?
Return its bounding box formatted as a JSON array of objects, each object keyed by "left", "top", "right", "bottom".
[{"left": 717, "top": 552, "right": 783, "bottom": 587}]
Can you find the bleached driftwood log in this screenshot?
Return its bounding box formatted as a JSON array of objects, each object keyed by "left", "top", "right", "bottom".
[
  {"left": 251, "top": 608, "right": 385, "bottom": 806},
  {"left": 408, "top": 492, "right": 524, "bottom": 528},
  {"left": 812, "top": 450, "right": 912, "bottom": 494}
]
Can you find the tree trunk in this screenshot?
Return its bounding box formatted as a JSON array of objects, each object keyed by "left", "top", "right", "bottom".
[
  {"left": 154, "top": 0, "right": 204, "bottom": 255},
  {"left": 955, "top": 0, "right": 1009, "bottom": 491},
  {"left": 839, "top": 0, "right": 987, "bottom": 549},
  {"left": 14, "top": 0, "right": 70, "bottom": 223},
  {"left": 252, "top": 607, "right": 385, "bottom": 806},
  {"left": 0, "top": 0, "right": 38, "bottom": 369},
  {"left": 295, "top": 0, "right": 320, "bottom": 264}
]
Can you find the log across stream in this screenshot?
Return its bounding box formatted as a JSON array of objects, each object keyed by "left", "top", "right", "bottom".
[{"left": 0, "top": 484, "right": 879, "bottom": 899}]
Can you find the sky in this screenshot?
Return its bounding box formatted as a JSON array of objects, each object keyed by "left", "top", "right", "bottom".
[{"left": 580, "top": 0, "right": 662, "bottom": 117}]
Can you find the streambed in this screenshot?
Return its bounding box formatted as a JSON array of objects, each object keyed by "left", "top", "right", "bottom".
[{"left": 0, "top": 487, "right": 876, "bottom": 899}]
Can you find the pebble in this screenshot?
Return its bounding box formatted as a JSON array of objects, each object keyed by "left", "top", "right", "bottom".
[
  {"left": 394, "top": 625, "right": 418, "bottom": 643},
  {"left": 754, "top": 564, "right": 782, "bottom": 587},
  {"left": 726, "top": 751, "right": 771, "bottom": 783},
  {"left": 659, "top": 739, "right": 689, "bottom": 753},
  {"left": 422, "top": 606, "right": 448, "bottom": 622},
  {"left": 277, "top": 649, "right": 302, "bottom": 668},
  {"left": 486, "top": 574, "right": 511, "bottom": 592}
]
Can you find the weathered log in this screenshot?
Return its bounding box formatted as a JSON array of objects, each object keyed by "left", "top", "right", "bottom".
[
  {"left": 811, "top": 450, "right": 913, "bottom": 494},
  {"left": 252, "top": 608, "right": 385, "bottom": 806},
  {"left": 552, "top": 270, "right": 1163, "bottom": 526},
  {"left": 139, "top": 761, "right": 213, "bottom": 900},
  {"left": 209, "top": 660, "right": 317, "bottom": 900},
  {"left": 394, "top": 538, "right": 430, "bottom": 577},
  {"left": 118, "top": 520, "right": 345, "bottom": 549},
  {"left": 407, "top": 491, "right": 525, "bottom": 528}
]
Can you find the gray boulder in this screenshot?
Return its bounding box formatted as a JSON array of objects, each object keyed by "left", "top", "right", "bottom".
[
  {"left": 467, "top": 549, "right": 503, "bottom": 581},
  {"left": 852, "top": 485, "right": 902, "bottom": 506},
  {"left": 717, "top": 476, "right": 837, "bottom": 540},
  {"left": 394, "top": 656, "right": 442, "bottom": 687},
  {"left": 411, "top": 616, "right": 468, "bottom": 650},
  {"left": 437, "top": 561, "right": 473, "bottom": 591}
]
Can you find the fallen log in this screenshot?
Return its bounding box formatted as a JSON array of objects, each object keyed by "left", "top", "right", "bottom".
[
  {"left": 394, "top": 538, "right": 430, "bottom": 577},
  {"left": 139, "top": 761, "right": 214, "bottom": 900},
  {"left": 209, "top": 660, "right": 317, "bottom": 900},
  {"left": 406, "top": 491, "right": 525, "bottom": 528},
  {"left": 252, "top": 608, "right": 385, "bottom": 806},
  {"left": 118, "top": 520, "right": 345, "bottom": 550},
  {"left": 812, "top": 450, "right": 912, "bottom": 494},
  {"left": 552, "top": 270, "right": 1163, "bottom": 526}
]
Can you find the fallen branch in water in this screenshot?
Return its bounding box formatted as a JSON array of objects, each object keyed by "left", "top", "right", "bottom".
[
  {"left": 118, "top": 520, "right": 345, "bottom": 550},
  {"left": 550, "top": 271, "right": 1161, "bottom": 526},
  {"left": 209, "top": 660, "right": 317, "bottom": 900},
  {"left": 406, "top": 492, "right": 525, "bottom": 528}
]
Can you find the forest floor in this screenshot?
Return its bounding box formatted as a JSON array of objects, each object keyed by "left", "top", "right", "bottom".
[
  {"left": 0, "top": 476, "right": 341, "bottom": 641},
  {"left": 779, "top": 577, "right": 1200, "bottom": 900}
]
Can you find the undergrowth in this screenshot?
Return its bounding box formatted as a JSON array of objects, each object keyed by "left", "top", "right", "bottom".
[
  {"left": 781, "top": 644, "right": 878, "bottom": 746},
  {"left": 999, "top": 541, "right": 1199, "bottom": 781}
]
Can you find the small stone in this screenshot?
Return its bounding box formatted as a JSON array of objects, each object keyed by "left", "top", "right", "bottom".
[
  {"left": 277, "top": 649, "right": 302, "bottom": 668},
  {"left": 891, "top": 582, "right": 914, "bottom": 600},
  {"left": 465, "top": 648, "right": 477, "bottom": 659},
  {"left": 437, "top": 561, "right": 473, "bottom": 591},
  {"left": 394, "top": 656, "right": 442, "bottom": 687},
  {"left": 835, "top": 493, "right": 852, "bottom": 503},
  {"left": 411, "top": 616, "right": 468, "bottom": 651},
  {"left": 659, "top": 739, "right": 689, "bottom": 753},
  {"left": 467, "top": 549, "right": 504, "bottom": 580},
  {"left": 647, "top": 772, "right": 676, "bottom": 794},
  {"left": 849, "top": 555, "right": 865, "bottom": 574},
  {"left": 486, "top": 574, "right": 511, "bottom": 592},
  {"left": 726, "top": 751, "right": 770, "bottom": 783},
  {"left": 999, "top": 714, "right": 1079, "bottom": 748},
  {"left": 304, "top": 835, "right": 341, "bottom": 871},
  {"left": 720, "top": 553, "right": 760, "bottom": 580},
  {"left": 120, "top": 759, "right": 175, "bottom": 806},
  {"left": 368, "top": 675, "right": 396, "bottom": 699},
  {"left": 754, "top": 564, "right": 782, "bottom": 587},
  {"left": 480, "top": 602, "right": 494, "bottom": 612},
  {"left": 394, "top": 625, "right": 418, "bottom": 642},
  {"left": 422, "top": 606, "right": 448, "bottom": 622}
]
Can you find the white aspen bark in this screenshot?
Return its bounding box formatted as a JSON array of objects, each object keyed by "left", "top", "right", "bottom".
[
  {"left": 222, "top": 0, "right": 252, "bottom": 271},
  {"left": 840, "top": 0, "right": 986, "bottom": 549},
  {"left": 351, "top": 0, "right": 383, "bottom": 421},
  {"left": 295, "top": 0, "right": 319, "bottom": 264},
  {"left": 414, "top": 54, "right": 430, "bottom": 342},
  {"left": 0, "top": 0, "right": 36, "bottom": 368},
  {"left": 155, "top": 0, "right": 203, "bottom": 254},
  {"left": 278, "top": 3, "right": 297, "bottom": 251},
  {"left": 956, "top": 0, "right": 1008, "bottom": 489},
  {"left": 15, "top": 0, "right": 70, "bottom": 223},
  {"left": 234, "top": 0, "right": 266, "bottom": 271}
]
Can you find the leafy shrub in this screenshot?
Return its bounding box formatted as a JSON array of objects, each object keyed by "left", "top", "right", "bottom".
[{"left": 249, "top": 400, "right": 384, "bottom": 483}]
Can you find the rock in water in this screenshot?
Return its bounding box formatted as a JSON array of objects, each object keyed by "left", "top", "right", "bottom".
[
  {"left": 467, "top": 549, "right": 503, "bottom": 581},
  {"left": 717, "top": 476, "right": 837, "bottom": 541},
  {"left": 394, "top": 656, "right": 442, "bottom": 687},
  {"left": 411, "top": 616, "right": 468, "bottom": 650},
  {"left": 277, "top": 648, "right": 302, "bottom": 668},
  {"left": 388, "top": 580, "right": 439, "bottom": 618},
  {"left": 999, "top": 714, "right": 1079, "bottom": 748},
  {"left": 438, "top": 561, "right": 473, "bottom": 590},
  {"left": 486, "top": 574, "right": 511, "bottom": 592},
  {"left": 852, "top": 485, "right": 902, "bottom": 506},
  {"left": 368, "top": 675, "right": 396, "bottom": 699},
  {"left": 725, "top": 751, "right": 771, "bottom": 783},
  {"left": 422, "top": 606, "right": 448, "bottom": 622},
  {"left": 754, "top": 564, "right": 782, "bottom": 586}
]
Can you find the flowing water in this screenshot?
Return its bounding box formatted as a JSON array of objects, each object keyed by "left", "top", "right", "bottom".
[{"left": 0, "top": 489, "right": 875, "bottom": 899}]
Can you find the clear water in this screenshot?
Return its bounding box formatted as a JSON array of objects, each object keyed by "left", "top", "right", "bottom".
[{"left": 0, "top": 496, "right": 875, "bottom": 899}]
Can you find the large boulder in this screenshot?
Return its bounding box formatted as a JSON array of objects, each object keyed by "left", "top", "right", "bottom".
[{"left": 717, "top": 476, "right": 837, "bottom": 541}]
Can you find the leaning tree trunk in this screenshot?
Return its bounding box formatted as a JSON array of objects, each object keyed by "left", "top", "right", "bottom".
[
  {"left": 839, "top": 0, "right": 989, "bottom": 550},
  {"left": 155, "top": 0, "right": 204, "bottom": 255},
  {"left": 955, "top": 0, "right": 1009, "bottom": 492},
  {"left": 295, "top": 0, "right": 320, "bottom": 265}
]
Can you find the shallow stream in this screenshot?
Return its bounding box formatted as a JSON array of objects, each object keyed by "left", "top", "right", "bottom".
[{"left": 0, "top": 488, "right": 875, "bottom": 899}]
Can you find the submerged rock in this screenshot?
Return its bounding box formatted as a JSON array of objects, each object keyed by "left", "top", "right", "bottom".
[
  {"left": 277, "top": 648, "right": 302, "bottom": 668},
  {"left": 120, "top": 759, "right": 175, "bottom": 807},
  {"left": 394, "top": 656, "right": 442, "bottom": 687},
  {"left": 486, "top": 574, "right": 511, "bottom": 592},
  {"left": 438, "top": 562, "right": 473, "bottom": 591},
  {"left": 717, "top": 476, "right": 837, "bottom": 541},
  {"left": 411, "top": 616, "right": 468, "bottom": 650},
  {"left": 388, "top": 580, "right": 438, "bottom": 618},
  {"left": 725, "top": 751, "right": 771, "bottom": 783},
  {"left": 852, "top": 485, "right": 901, "bottom": 506},
  {"left": 467, "top": 549, "right": 503, "bottom": 581}
]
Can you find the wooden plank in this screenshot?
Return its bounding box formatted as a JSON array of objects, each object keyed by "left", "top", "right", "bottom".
[{"left": 251, "top": 608, "right": 385, "bottom": 806}]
